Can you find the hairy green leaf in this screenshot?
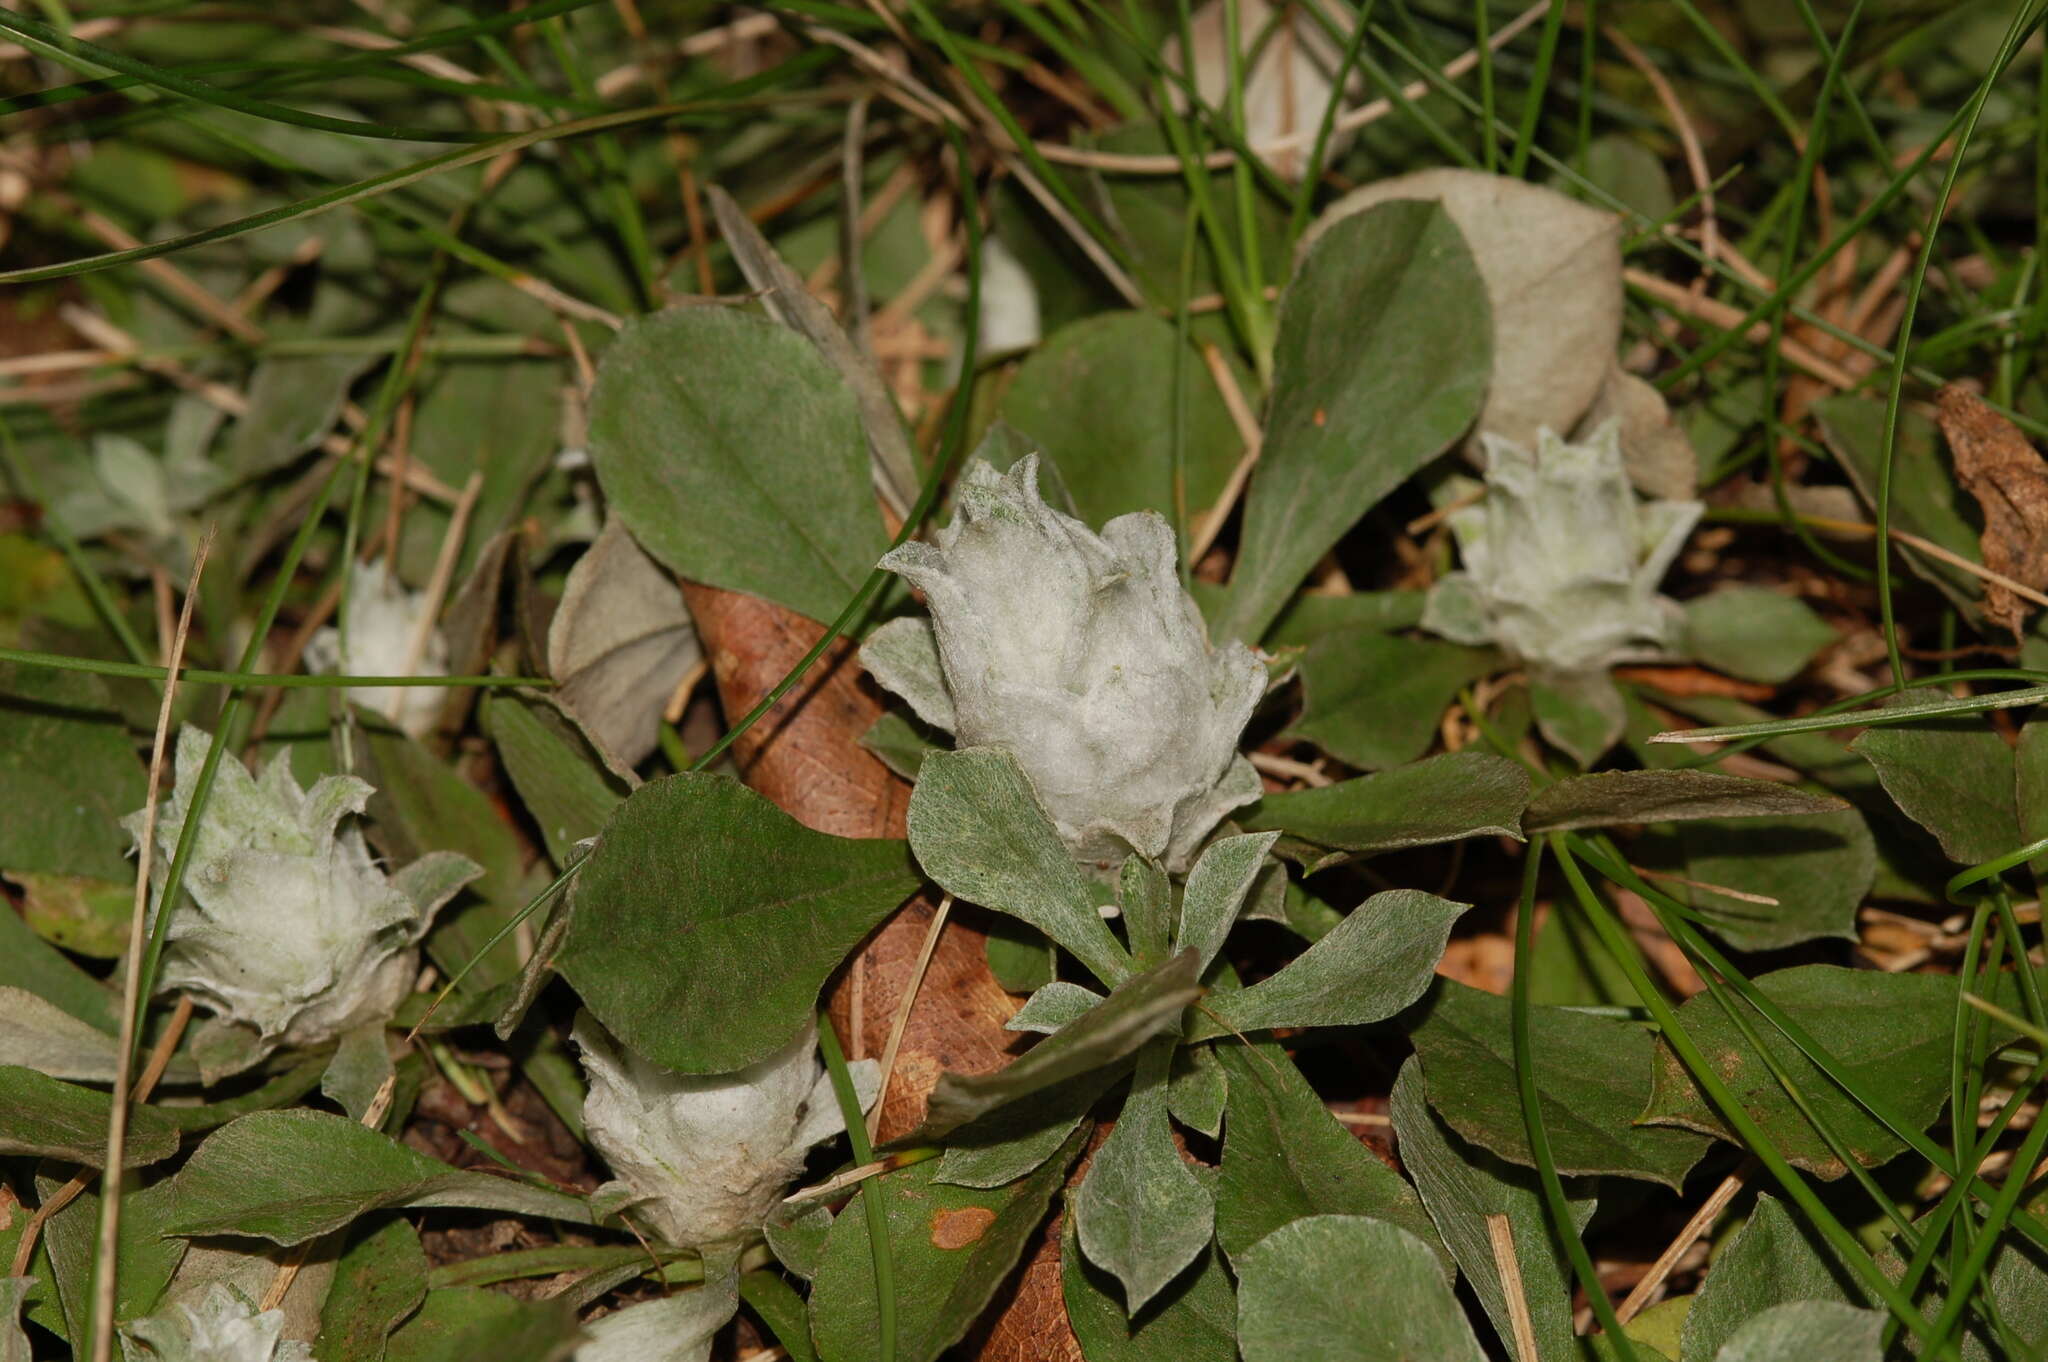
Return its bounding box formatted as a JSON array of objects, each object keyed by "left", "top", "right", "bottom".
[
  {"left": 1213, "top": 1041, "right": 1440, "bottom": 1265},
  {"left": 1201, "top": 890, "right": 1466, "bottom": 1034},
  {"left": 1642, "top": 966, "right": 1968, "bottom": 1178},
  {"left": 1236, "top": 1216, "right": 1485, "bottom": 1362},
  {"left": 1219, "top": 201, "right": 1490, "bottom": 642},
  {"left": 1524, "top": 770, "right": 1844, "bottom": 835},
  {"left": 904, "top": 951, "right": 1202, "bottom": 1144},
  {"left": 1074, "top": 1045, "right": 1214, "bottom": 1312},
  {"left": 1241, "top": 752, "right": 1529, "bottom": 871},
  {"left": 907, "top": 746, "right": 1132, "bottom": 986},
  {"left": 810, "top": 1123, "right": 1087, "bottom": 1362},
  {"left": 1391, "top": 1060, "right": 1592, "bottom": 1362}
]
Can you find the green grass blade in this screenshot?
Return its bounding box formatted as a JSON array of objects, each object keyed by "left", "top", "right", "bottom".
[
  {"left": 1513, "top": 843, "right": 1635, "bottom": 1358},
  {"left": 0, "top": 6, "right": 501, "bottom": 143},
  {"left": 1504, "top": 0, "right": 1568, "bottom": 177},
  {"left": 1870, "top": 1, "right": 2046, "bottom": 685},
  {"left": 1551, "top": 838, "right": 1949, "bottom": 1352}
]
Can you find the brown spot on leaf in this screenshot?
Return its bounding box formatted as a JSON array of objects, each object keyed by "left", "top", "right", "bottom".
[
  {"left": 1312, "top": 407, "right": 1327, "bottom": 427},
  {"left": 930, "top": 1206, "right": 998, "bottom": 1249},
  {"left": 1938, "top": 383, "right": 2048, "bottom": 634}
]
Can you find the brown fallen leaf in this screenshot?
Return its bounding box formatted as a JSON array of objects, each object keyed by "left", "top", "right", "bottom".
[
  {"left": 1938, "top": 383, "right": 2048, "bottom": 634},
  {"left": 1613, "top": 665, "right": 1776, "bottom": 702},
  {"left": 680, "top": 582, "right": 1062, "bottom": 1353}
]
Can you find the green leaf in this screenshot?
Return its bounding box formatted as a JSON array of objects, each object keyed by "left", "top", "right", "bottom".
[
  {"left": 1212, "top": 1040, "right": 1440, "bottom": 1265},
  {"left": 1063, "top": 1223, "right": 1237, "bottom": 1362},
  {"left": 573, "top": 1278, "right": 737, "bottom": 1362},
  {"left": 1408, "top": 980, "right": 1710, "bottom": 1190},
  {"left": 809, "top": 1122, "right": 1087, "bottom": 1362},
  {"left": 1236, "top": 1215, "right": 1486, "bottom": 1362},
  {"left": 1642, "top": 693, "right": 1951, "bottom": 905},
  {"left": 165, "top": 1110, "right": 592, "bottom": 1244},
  {"left": 225, "top": 353, "right": 372, "bottom": 481},
  {"left": 1005, "top": 981, "right": 1104, "bottom": 1034},
  {"left": 0, "top": 903, "right": 117, "bottom": 1031},
  {"left": 1292, "top": 632, "right": 1498, "bottom": 770},
  {"left": 1074, "top": 1045, "right": 1215, "bottom": 1312},
  {"left": 558, "top": 771, "right": 919, "bottom": 1073},
  {"left": 1682, "top": 588, "right": 1836, "bottom": 686},
  {"left": 765, "top": 1203, "right": 832, "bottom": 1282},
  {"left": 1672, "top": 811, "right": 1875, "bottom": 952},
  {"left": 741, "top": 1269, "right": 818, "bottom": 1362},
  {"left": 2020, "top": 716, "right": 2048, "bottom": 885},
  {"left": 1710, "top": 1302, "right": 1882, "bottom": 1362},
  {"left": 997, "top": 310, "right": 1243, "bottom": 528},
  {"left": 1119, "top": 853, "right": 1173, "bottom": 967},
  {"left": 1264, "top": 591, "right": 1427, "bottom": 648},
  {"left": 384, "top": 1287, "right": 581, "bottom": 1362},
  {"left": 482, "top": 692, "right": 627, "bottom": 867},
  {"left": 363, "top": 726, "right": 533, "bottom": 1002},
  {"left": 929, "top": 1076, "right": 1103, "bottom": 1190},
  {"left": 1533, "top": 670, "right": 1628, "bottom": 768},
  {"left": 1390, "top": 1059, "right": 1593, "bottom": 1362},
  {"left": 983, "top": 920, "right": 1057, "bottom": 994},
  {"left": 1177, "top": 831, "right": 1279, "bottom": 974},
  {"left": 0, "top": 1065, "right": 176, "bottom": 1167},
  {"left": 1619, "top": 1297, "right": 1688, "bottom": 1362},
  {"left": 1679, "top": 1196, "right": 1879, "bottom": 1362},
  {"left": 322, "top": 1023, "right": 396, "bottom": 1125},
  {"left": 1527, "top": 892, "right": 1637, "bottom": 1008},
  {"left": 1814, "top": 397, "right": 1983, "bottom": 615},
  {"left": 907, "top": 747, "right": 1133, "bottom": 987},
  {"left": 0, "top": 660, "right": 146, "bottom": 881},
  {"left": 0, "top": 1277, "right": 29, "bottom": 1362},
  {"left": 1523, "top": 770, "right": 1845, "bottom": 835},
  {"left": 860, "top": 710, "right": 939, "bottom": 783},
  {"left": 401, "top": 357, "right": 564, "bottom": 584},
  {"left": 316, "top": 1217, "right": 429, "bottom": 1362},
  {"left": 38, "top": 1169, "right": 186, "bottom": 1343},
  {"left": 709, "top": 183, "right": 918, "bottom": 514},
  {"left": 1166, "top": 1041, "right": 1228, "bottom": 1139},
  {"left": 1850, "top": 700, "right": 2020, "bottom": 865},
  {"left": 1642, "top": 965, "right": 1966, "bottom": 1178},
  {"left": 903, "top": 950, "right": 1203, "bottom": 1144},
  {"left": 1219, "top": 200, "right": 1491, "bottom": 643},
  {"left": 158, "top": 1055, "right": 327, "bottom": 1134},
  {"left": 587, "top": 305, "right": 886, "bottom": 625},
  {"left": 1241, "top": 752, "right": 1529, "bottom": 871},
  {"left": 10, "top": 871, "right": 130, "bottom": 958},
  {"left": 1200, "top": 889, "right": 1466, "bottom": 1034},
  {"left": 0, "top": 984, "right": 136, "bottom": 1081}
]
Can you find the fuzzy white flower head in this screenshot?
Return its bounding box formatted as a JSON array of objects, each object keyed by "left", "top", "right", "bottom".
[
  {"left": 119, "top": 1283, "right": 311, "bottom": 1362},
  {"left": 576, "top": 1016, "right": 877, "bottom": 1248},
  {"left": 304, "top": 558, "right": 449, "bottom": 740},
  {"left": 125, "top": 727, "right": 480, "bottom": 1076},
  {"left": 1422, "top": 423, "right": 1702, "bottom": 678},
  {"left": 864, "top": 455, "right": 1264, "bottom": 869}
]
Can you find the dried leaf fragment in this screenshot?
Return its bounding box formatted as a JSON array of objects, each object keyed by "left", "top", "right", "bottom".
[{"left": 1938, "top": 383, "right": 2048, "bottom": 633}]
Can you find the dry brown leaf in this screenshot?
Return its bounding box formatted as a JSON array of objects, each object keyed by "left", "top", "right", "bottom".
[
  {"left": 680, "top": 581, "right": 1060, "bottom": 1354},
  {"left": 1581, "top": 365, "right": 1698, "bottom": 501},
  {"left": 1938, "top": 383, "right": 2048, "bottom": 634},
  {"left": 550, "top": 519, "right": 701, "bottom": 768},
  {"left": 1164, "top": 0, "right": 1355, "bottom": 180}
]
